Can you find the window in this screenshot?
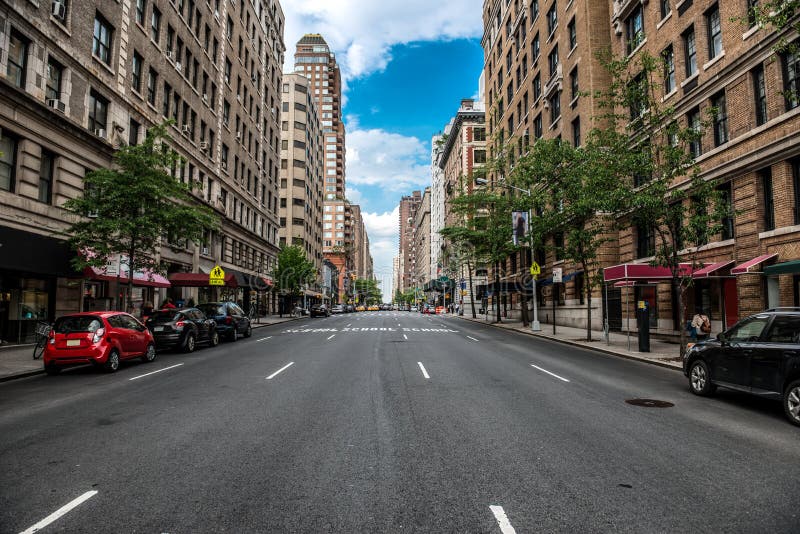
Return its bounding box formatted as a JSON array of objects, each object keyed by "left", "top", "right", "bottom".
[
  {"left": 718, "top": 181, "right": 734, "bottom": 240},
  {"left": 474, "top": 150, "right": 486, "bottom": 164},
  {"left": 793, "top": 159, "right": 800, "bottom": 225},
  {"left": 706, "top": 4, "right": 722, "bottom": 60},
  {"left": 684, "top": 26, "right": 697, "bottom": 77},
  {"left": 553, "top": 233, "right": 564, "bottom": 261},
  {"left": 747, "top": 0, "right": 759, "bottom": 28},
  {"left": 570, "top": 68, "right": 578, "bottom": 100},
  {"left": 135, "top": 0, "right": 145, "bottom": 25},
  {"left": 636, "top": 223, "right": 655, "bottom": 258},
  {"left": 88, "top": 90, "right": 108, "bottom": 133},
  {"left": 147, "top": 68, "right": 158, "bottom": 105},
  {"left": 131, "top": 51, "right": 143, "bottom": 92},
  {"left": 162, "top": 82, "right": 171, "bottom": 116},
  {"left": 39, "top": 151, "right": 54, "bottom": 204},
  {"left": 548, "top": 45, "right": 559, "bottom": 78},
  {"left": 710, "top": 91, "right": 728, "bottom": 146},
  {"left": 688, "top": 107, "right": 702, "bottom": 158},
  {"left": 45, "top": 57, "right": 63, "bottom": 101},
  {"left": 626, "top": 4, "right": 644, "bottom": 55},
  {"left": 151, "top": 7, "right": 161, "bottom": 43},
  {"left": 660, "top": 0, "right": 670, "bottom": 19},
  {"left": 663, "top": 45, "right": 675, "bottom": 94},
  {"left": 7, "top": 31, "right": 28, "bottom": 88},
  {"left": 764, "top": 315, "right": 800, "bottom": 343},
  {"left": 93, "top": 14, "right": 113, "bottom": 65},
  {"left": 727, "top": 316, "right": 769, "bottom": 342},
  {"left": 753, "top": 65, "right": 767, "bottom": 126},
  {"left": 783, "top": 44, "right": 800, "bottom": 110},
  {"left": 534, "top": 114, "right": 543, "bottom": 139},
  {"left": 129, "top": 118, "right": 140, "bottom": 146},
  {"left": 568, "top": 18, "right": 576, "bottom": 50},
  {"left": 0, "top": 135, "right": 16, "bottom": 192},
  {"left": 761, "top": 167, "right": 774, "bottom": 231},
  {"left": 546, "top": 3, "right": 557, "bottom": 35},
  {"left": 549, "top": 91, "right": 561, "bottom": 125},
  {"left": 474, "top": 127, "right": 486, "bottom": 141},
  {"left": 572, "top": 117, "right": 581, "bottom": 147},
  {"left": 532, "top": 32, "right": 540, "bottom": 60},
  {"left": 629, "top": 73, "right": 647, "bottom": 121}
]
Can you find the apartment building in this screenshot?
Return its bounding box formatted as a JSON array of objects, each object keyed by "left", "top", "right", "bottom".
[
  {"left": 398, "top": 190, "right": 422, "bottom": 293},
  {"left": 413, "top": 188, "right": 432, "bottom": 296},
  {"left": 605, "top": 0, "right": 800, "bottom": 336},
  {"left": 278, "top": 73, "right": 323, "bottom": 274},
  {"left": 0, "top": 0, "right": 285, "bottom": 342}
]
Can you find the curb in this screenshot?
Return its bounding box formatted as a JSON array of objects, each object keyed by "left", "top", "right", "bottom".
[
  {"left": 0, "top": 369, "right": 44, "bottom": 383},
  {"left": 456, "top": 316, "right": 682, "bottom": 372}
]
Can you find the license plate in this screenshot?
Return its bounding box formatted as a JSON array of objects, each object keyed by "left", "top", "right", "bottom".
[
  {"left": 66, "top": 339, "right": 80, "bottom": 347},
  {"left": 153, "top": 326, "right": 164, "bottom": 332}
]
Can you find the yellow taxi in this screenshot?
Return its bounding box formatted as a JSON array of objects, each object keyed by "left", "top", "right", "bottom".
[
  {"left": 368, "top": 305, "right": 379, "bottom": 311},
  {"left": 356, "top": 305, "right": 366, "bottom": 312}
]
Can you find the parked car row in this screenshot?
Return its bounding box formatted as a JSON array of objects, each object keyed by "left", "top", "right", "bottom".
[{"left": 42, "top": 302, "right": 252, "bottom": 375}]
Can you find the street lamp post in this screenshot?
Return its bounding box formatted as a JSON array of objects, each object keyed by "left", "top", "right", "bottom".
[{"left": 476, "top": 177, "right": 541, "bottom": 331}]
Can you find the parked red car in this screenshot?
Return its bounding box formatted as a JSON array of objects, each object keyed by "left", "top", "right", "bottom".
[{"left": 43, "top": 312, "right": 156, "bottom": 374}]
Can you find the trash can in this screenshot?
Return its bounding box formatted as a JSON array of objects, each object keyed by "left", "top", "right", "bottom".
[{"left": 636, "top": 300, "right": 650, "bottom": 353}]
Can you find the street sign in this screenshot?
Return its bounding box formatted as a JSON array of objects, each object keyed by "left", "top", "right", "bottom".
[
  {"left": 461, "top": 290, "right": 468, "bottom": 296},
  {"left": 553, "top": 267, "right": 563, "bottom": 283},
  {"left": 529, "top": 262, "right": 541, "bottom": 276},
  {"left": 460, "top": 280, "right": 466, "bottom": 289},
  {"left": 209, "top": 265, "right": 226, "bottom": 286},
  {"left": 439, "top": 276, "right": 449, "bottom": 282}
]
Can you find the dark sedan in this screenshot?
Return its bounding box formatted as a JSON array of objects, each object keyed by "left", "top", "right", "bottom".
[
  {"left": 146, "top": 308, "right": 219, "bottom": 352},
  {"left": 197, "top": 302, "right": 252, "bottom": 341},
  {"left": 310, "top": 304, "right": 330, "bottom": 317}
]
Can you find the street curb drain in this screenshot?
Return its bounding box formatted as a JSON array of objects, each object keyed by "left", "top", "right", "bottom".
[{"left": 625, "top": 398, "right": 674, "bottom": 408}]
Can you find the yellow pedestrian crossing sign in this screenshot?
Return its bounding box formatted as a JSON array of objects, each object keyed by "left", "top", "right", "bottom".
[
  {"left": 209, "top": 265, "right": 225, "bottom": 286},
  {"left": 530, "top": 262, "right": 541, "bottom": 277}
]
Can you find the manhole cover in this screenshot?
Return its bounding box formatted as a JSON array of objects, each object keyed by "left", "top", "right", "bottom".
[{"left": 625, "top": 398, "right": 674, "bottom": 408}]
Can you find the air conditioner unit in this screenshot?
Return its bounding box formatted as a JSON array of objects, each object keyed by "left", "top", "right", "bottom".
[
  {"left": 202, "top": 93, "right": 208, "bottom": 102},
  {"left": 251, "top": 73, "right": 258, "bottom": 83},
  {"left": 46, "top": 98, "right": 66, "bottom": 113},
  {"left": 87, "top": 210, "right": 99, "bottom": 218},
  {"left": 52, "top": 0, "right": 66, "bottom": 19},
  {"left": 236, "top": 131, "right": 241, "bottom": 140},
  {"left": 182, "top": 125, "right": 190, "bottom": 133},
  {"left": 94, "top": 128, "right": 106, "bottom": 138},
  {"left": 199, "top": 141, "right": 209, "bottom": 150},
  {"left": 224, "top": 75, "right": 230, "bottom": 84},
  {"left": 166, "top": 50, "right": 173, "bottom": 60},
  {"left": 221, "top": 162, "right": 228, "bottom": 171},
  {"left": 175, "top": 62, "right": 182, "bottom": 72},
  {"left": 236, "top": 94, "right": 242, "bottom": 103},
  {"left": 201, "top": 247, "right": 210, "bottom": 255}
]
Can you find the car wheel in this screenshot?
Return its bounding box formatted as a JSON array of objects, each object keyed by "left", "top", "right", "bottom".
[
  {"left": 184, "top": 332, "right": 196, "bottom": 353},
  {"left": 210, "top": 330, "right": 220, "bottom": 347},
  {"left": 688, "top": 360, "right": 715, "bottom": 396},
  {"left": 229, "top": 327, "right": 238, "bottom": 342},
  {"left": 783, "top": 380, "right": 800, "bottom": 427},
  {"left": 104, "top": 349, "right": 120, "bottom": 373},
  {"left": 244, "top": 323, "right": 252, "bottom": 338},
  {"left": 45, "top": 364, "right": 61, "bottom": 375},
  {"left": 141, "top": 343, "right": 157, "bottom": 363}
]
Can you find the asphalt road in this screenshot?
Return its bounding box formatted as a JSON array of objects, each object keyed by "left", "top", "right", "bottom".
[{"left": 1, "top": 311, "right": 798, "bottom": 533}]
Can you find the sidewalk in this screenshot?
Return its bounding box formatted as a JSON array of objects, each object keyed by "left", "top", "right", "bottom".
[
  {"left": 0, "top": 315, "right": 298, "bottom": 382},
  {"left": 456, "top": 314, "right": 684, "bottom": 371}
]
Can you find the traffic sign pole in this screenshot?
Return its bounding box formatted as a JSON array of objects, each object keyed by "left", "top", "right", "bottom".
[{"left": 529, "top": 208, "right": 541, "bottom": 331}]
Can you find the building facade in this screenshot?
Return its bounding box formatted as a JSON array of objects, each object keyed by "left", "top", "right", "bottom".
[
  {"left": 0, "top": 0, "right": 285, "bottom": 342},
  {"left": 412, "top": 187, "right": 431, "bottom": 293},
  {"left": 397, "top": 190, "right": 422, "bottom": 293}
]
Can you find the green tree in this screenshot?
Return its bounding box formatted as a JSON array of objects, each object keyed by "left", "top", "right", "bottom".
[
  {"left": 592, "top": 50, "right": 730, "bottom": 356},
  {"left": 354, "top": 278, "right": 382, "bottom": 305},
  {"left": 64, "top": 122, "right": 218, "bottom": 311},
  {"left": 272, "top": 245, "right": 317, "bottom": 304}
]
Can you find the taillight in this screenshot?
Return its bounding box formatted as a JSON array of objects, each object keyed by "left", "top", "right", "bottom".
[
  {"left": 92, "top": 327, "right": 105, "bottom": 344},
  {"left": 175, "top": 321, "right": 186, "bottom": 331},
  {"left": 48, "top": 329, "right": 55, "bottom": 345},
  {"left": 224, "top": 316, "right": 233, "bottom": 325}
]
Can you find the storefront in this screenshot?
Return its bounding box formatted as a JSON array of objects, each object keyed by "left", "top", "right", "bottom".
[{"left": 83, "top": 265, "right": 171, "bottom": 318}]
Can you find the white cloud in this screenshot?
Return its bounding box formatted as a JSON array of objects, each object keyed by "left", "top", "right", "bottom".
[
  {"left": 345, "top": 126, "right": 431, "bottom": 192},
  {"left": 282, "top": 1, "right": 482, "bottom": 80},
  {"left": 363, "top": 207, "right": 400, "bottom": 299}
]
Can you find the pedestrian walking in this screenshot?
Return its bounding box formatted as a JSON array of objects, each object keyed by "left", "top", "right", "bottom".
[{"left": 161, "top": 297, "right": 176, "bottom": 309}]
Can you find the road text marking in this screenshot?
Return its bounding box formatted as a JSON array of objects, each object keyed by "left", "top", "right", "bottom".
[
  {"left": 467, "top": 336, "right": 479, "bottom": 341},
  {"left": 489, "top": 505, "right": 517, "bottom": 534},
  {"left": 257, "top": 336, "right": 272, "bottom": 342},
  {"left": 530, "top": 364, "right": 570, "bottom": 383},
  {"left": 128, "top": 363, "right": 184, "bottom": 381},
  {"left": 327, "top": 334, "right": 336, "bottom": 340},
  {"left": 417, "top": 362, "right": 430, "bottom": 379},
  {"left": 266, "top": 362, "right": 294, "bottom": 380},
  {"left": 20, "top": 490, "right": 98, "bottom": 534}
]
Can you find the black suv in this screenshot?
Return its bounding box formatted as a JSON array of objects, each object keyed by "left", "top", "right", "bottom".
[
  {"left": 683, "top": 309, "right": 800, "bottom": 426},
  {"left": 146, "top": 308, "right": 219, "bottom": 352}
]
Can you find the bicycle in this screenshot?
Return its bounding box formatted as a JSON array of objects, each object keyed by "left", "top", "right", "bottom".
[
  {"left": 248, "top": 305, "right": 259, "bottom": 322},
  {"left": 33, "top": 321, "right": 52, "bottom": 360}
]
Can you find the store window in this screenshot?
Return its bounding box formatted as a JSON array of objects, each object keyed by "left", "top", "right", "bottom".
[{"left": 0, "top": 134, "right": 17, "bottom": 192}]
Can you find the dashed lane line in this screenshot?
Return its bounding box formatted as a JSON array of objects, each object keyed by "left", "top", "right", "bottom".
[
  {"left": 403, "top": 334, "right": 408, "bottom": 340},
  {"left": 266, "top": 362, "right": 294, "bottom": 380},
  {"left": 466, "top": 336, "right": 479, "bottom": 342},
  {"left": 530, "top": 364, "right": 570, "bottom": 383},
  {"left": 19, "top": 490, "right": 98, "bottom": 534},
  {"left": 327, "top": 334, "right": 336, "bottom": 340},
  {"left": 489, "top": 505, "right": 517, "bottom": 534},
  {"left": 417, "top": 362, "right": 430, "bottom": 379},
  {"left": 257, "top": 336, "right": 272, "bottom": 342},
  {"left": 128, "top": 363, "right": 184, "bottom": 381}
]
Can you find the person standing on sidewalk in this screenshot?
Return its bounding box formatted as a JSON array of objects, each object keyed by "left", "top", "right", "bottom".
[{"left": 691, "top": 310, "right": 711, "bottom": 341}]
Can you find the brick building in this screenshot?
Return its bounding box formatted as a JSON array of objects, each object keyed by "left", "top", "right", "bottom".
[
  {"left": 397, "top": 191, "right": 422, "bottom": 293},
  {"left": 0, "top": 0, "right": 285, "bottom": 342}
]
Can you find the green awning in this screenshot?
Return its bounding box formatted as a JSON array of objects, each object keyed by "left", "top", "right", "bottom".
[{"left": 764, "top": 260, "right": 800, "bottom": 276}]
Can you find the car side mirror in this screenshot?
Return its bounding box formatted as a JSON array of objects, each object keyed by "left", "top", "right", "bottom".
[{"left": 717, "top": 333, "right": 728, "bottom": 346}]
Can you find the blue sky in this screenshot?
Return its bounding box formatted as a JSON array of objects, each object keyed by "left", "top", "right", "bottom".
[{"left": 282, "top": 1, "right": 484, "bottom": 298}]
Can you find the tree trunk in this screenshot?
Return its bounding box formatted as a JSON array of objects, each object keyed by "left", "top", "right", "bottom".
[
  {"left": 467, "top": 260, "right": 477, "bottom": 318},
  {"left": 520, "top": 249, "right": 530, "bottom": 327},
  {"left": 585, "top": 270, "right": 592, "bottom": 342},
  {"left": 495, "top": 261, "right": 501, "bottom": 323},
  {"left": 127, "top": 246, "right": 135, "bottom": 315},
  {"left": 678, "top": 280, "right": 687, "bottom": 358}
]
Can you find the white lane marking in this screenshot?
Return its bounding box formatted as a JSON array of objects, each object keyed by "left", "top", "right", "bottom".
[
  {"left": 327, "top": 334, "right": 336, "bottom": 340},
  {"left": 19, "top": 490, "right": 98, "bottom": 534},
  {"left": 257, "top": 336, "right": 272, "bottom": 342},
  {"left": 397, "top": 323, "right": 401, "bottom": 326},
  {"left": 466, "top": 336, "right": 479, "bottom": 342},
  {"left": 417, "top": 362, "right": 430, "bottom": 379},
  {"left": 128, "top": 363, "right": 184, "bottom": 381},
  {"left": 489, "top": 505, "right": 517, "bottom": 534},
  {"left": 530, "top": 364, "right": 570, "bottom": 383},
  {"left": 266, "top": 362, "right": 294, "bottom": 380},
  {"left": 346, "top": 323, "right": 352, "bottom": 327},
  {"left": 403, "top": 334, "right": 408, "bottom": 340}
]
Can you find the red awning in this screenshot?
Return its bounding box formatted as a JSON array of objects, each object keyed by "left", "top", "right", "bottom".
[
  {"left": 168, "top": 272, "right": 238, "bottom": 287},
  {"left": 692, "top": 260, "right": 735, "bottom": 279},
  {"left": 603, "top": 263, "right": 693, "bottom": 283},
  {"left": 84, "top": 266, "right": 171, "bottom": 288},
  {"left": 731, "top": 253, "right": 778, "bottom": 275},
  {"left": 613, "top": 281, "right": 637, "bottom": 287}
]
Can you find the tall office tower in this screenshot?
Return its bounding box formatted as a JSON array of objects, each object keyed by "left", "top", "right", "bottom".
[
  {"left": 278, "top": 74, "right": 324, "bottom": 274},
  {"left": 398, "top": 191, "right": 422, "bottom": 293},
  {"left": 0, "top": 0, "right": 285, "bottom": 341}
]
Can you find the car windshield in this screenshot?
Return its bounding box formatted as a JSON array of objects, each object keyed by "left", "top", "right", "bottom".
[
  {"left": 198, "top": 304, "right": 226, "bottom": 316},
  {"left": 148, "top": 311, "right": 181, "bottom": 323},
  {"left": 54, "top": 316, "right": 103, "bottom": 334}
]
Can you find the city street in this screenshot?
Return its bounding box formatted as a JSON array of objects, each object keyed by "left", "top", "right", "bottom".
[{"left": 1, "top": 311, "right": 798, "bottom": 533}]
